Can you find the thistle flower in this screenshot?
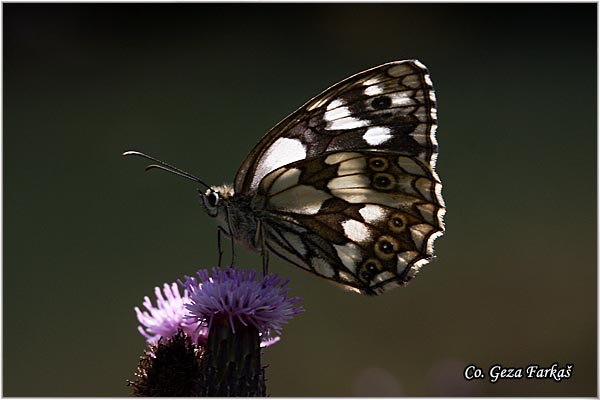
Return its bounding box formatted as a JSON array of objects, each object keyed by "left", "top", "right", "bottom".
[
  {"left": 135, "top": 282, "right": 206, "bottom": 345},
  {"left": 180, "top": 267, "right": 303, "bottom": 337},
  {"left": 179, "top": 267, "right": 304, "bottom": 396},
  {"left": 132, "top": 267, "right": 303, "bottom": 396}
]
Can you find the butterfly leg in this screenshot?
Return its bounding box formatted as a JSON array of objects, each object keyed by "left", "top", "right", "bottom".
[
  {"left": 231, "top": 237, "right": 236, "bottom": 267},
  {"left": 261, "top": 245, "right": 269, "bottom": 276},
  {"left": 225, "top": 206, "right": 236, "bottom": 266},
  {"left": 217, "top": 227, "right": 226, "bottom": 267},
  {"left": 254, "top": 220, "right": 269, "bottom": 275}
]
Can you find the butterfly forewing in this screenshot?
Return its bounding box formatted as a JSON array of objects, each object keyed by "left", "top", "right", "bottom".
[{"left": 234, "top": 60, "right": 438, "bottom": 195}]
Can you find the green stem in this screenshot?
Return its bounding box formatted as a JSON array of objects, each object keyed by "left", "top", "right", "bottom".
[{"left": 198, "top": 317, "right": 266, "bottom": 396}]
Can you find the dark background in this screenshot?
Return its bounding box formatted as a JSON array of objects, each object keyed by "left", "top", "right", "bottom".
[{"left": 4, "top": 3, "right": 596, "bottom": 396}]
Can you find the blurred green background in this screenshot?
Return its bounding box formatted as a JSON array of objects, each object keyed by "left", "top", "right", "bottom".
[{"left": 4, "top": 3, "right": 596, "bottom": 396}]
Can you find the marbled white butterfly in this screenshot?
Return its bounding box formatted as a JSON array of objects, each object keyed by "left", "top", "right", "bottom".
[{"left": 125, "top": 60, "right": 445, "bottom": 295}]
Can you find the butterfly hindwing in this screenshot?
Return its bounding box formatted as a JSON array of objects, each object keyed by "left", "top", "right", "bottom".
[
  {"left": 252, "top": 150, "right": 444, "bottom": 295},
  {"left": 234, "top": 60, "right": 438, "bottom": 195}
]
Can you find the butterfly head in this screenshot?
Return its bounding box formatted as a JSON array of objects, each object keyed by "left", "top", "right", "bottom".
[{"left": 200, "top": 184, "right": 234, "bottom": 218}]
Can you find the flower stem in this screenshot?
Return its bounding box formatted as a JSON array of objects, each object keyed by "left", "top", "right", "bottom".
[{"left": 198, "top": 317, "right": 266, "bottom": 396}]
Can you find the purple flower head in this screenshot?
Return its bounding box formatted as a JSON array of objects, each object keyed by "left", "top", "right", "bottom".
[
  {"left": 135, "top": 282, "right": 207, "bottom": 345},
  {"left": 179, "top": 267, "right": 303, "bottom": 341}
]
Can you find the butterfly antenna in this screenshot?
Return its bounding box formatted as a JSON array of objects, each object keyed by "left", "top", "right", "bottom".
[{"left": 122, "top": 150, "right": 212, "bottom": 191}]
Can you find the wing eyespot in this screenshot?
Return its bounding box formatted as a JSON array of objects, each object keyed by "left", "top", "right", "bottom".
[
  {"left": 388, "top": 214, "right": 407, "bottom": 233},
  {"left": 368, "top": 157, "right": 389, "bottom": 171},
  {"left": 373, "top": 173, "right": 395, "bottom": 190},
  {"left": 374, "top": 235, "right": 400, "bottom": 261},
  {"left": 362, "top": 258, "right": 382, "bottom": 275},
  {"left": 372, "top": 96, "right": 392, "bottom": 110}
]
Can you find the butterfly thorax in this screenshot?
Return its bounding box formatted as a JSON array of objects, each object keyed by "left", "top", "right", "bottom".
[{"left": 206, "top": 184, "right": 262, "bottom": 251}]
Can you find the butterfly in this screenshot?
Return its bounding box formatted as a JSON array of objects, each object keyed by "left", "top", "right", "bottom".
[{"left": 125, "top": 60, "right": 445, "bottom": 295}]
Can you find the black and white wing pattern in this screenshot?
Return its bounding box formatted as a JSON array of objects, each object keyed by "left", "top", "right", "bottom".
[
  {"left": 237, "top": 60, "right": 444, "bottom": 295},
  {"left": 125, "top": 60, "right": 444, "bottom": 295},
  {"left": 235, "top": 60, "right": 439, "bottom": 194},
  {"left": 253, "top": 151, "right": 444, "bottom": 295}
]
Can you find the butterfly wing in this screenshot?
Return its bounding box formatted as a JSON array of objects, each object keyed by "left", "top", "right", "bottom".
[
  {"left": 252, "top": 151, "right": 445, "bottom": 295},
  {"left": 234, "top": 60, "right": 438, "bottom": 195}
]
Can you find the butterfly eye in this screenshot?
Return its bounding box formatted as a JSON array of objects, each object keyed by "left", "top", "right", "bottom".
[
  {"left": 206, "top": 192, "right": 219, "bottom": 207},
  {"left": 201, "top": 190, "right": 220, "bottom": 217}
]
